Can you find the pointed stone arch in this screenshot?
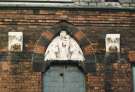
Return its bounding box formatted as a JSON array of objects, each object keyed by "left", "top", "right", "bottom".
[{"left": 32, "top": 21, "right": 96, "bottom": 72}]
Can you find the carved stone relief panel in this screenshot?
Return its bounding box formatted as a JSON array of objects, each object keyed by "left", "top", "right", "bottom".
[
  {"left": 44, "top": 31, "right": 85, "bottom": 61},
  {"left": 8, "top": 32, "right": 23, "bottom": 52},
  {"left": 105, "top": 34, "right": 120, "bottom": 53}
]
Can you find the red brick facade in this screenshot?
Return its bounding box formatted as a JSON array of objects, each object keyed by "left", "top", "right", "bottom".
[
  {"left": 0, "top": 8, "right": 134, "bottom": 92},
  {"left": 0, "top": 62, "right": 131, "bottom": 92}
]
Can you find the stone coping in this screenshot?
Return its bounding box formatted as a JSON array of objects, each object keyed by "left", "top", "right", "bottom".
[{"left": 0, "top": 2, "right": 134, "bottom": 10}]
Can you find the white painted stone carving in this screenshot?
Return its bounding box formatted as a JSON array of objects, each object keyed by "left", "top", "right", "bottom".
[
  {"left": 8, "top": 32, "right": 23, "bottom": 52},
  {"left": 44, "top": 31, "right": 85, "bottom": 61},
  {"left": 106, "top": 34, "right": 120, "bottom": 53},
  {"left": 104, "top": 2, "right": 121, "bottom": 7}
]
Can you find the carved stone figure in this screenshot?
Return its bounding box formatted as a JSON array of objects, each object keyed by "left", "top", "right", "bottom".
[{"left": 44, "top": 31, "right": 85, "bottom": 61}]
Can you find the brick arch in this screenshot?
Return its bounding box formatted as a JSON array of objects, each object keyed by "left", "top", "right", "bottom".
[{"left": 32, "top": 21, "right": 96, "bottom": 72}]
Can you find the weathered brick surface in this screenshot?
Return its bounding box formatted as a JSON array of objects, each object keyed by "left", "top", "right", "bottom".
[
  {"left": 128, "top": 51, "right": 135, "bottom": 62},
  {"left": 41, "top": 31, "right": 54, "bottom": 41},
  {"left": 87, "top": 63, "right": 131, "bottom": 92},
  {"left": 0, "top": 61, "right": 41, "bottom": 92},
  {"left": 74, "top": 30, "right": 85, "bottom": 41},
  {"left": 111, "top": 63, "right": 131, "bottom": 92},
  {"left": 34, "top": 45, "right": 46, "bottom": 54},
  {"left": 83, "top": 44, "right": 96, "bottom": 55},
  {"left": 0, "top": 8, "right": 134, "bottom": 92},
  {"left": 0, "top": 9, "right": 134, "bottom": 53},
  {"left": 0, "top": 61, "right": 131, "bottom": 92}
]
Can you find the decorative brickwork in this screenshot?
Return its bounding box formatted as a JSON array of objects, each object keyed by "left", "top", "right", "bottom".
[
  {"left": 41, "top": 31, "right": 54, "bottom": 41},
  {"left": 34, "top": 45, "right": 46, "bottom": 54},
  {"left": 0, "top": 8, "right": 134, "bottom": 92},
  {"left": 74, "top": 31, "right": 85, "bottom": 41}
]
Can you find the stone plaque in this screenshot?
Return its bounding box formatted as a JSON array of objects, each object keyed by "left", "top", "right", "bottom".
[
  {"left": 106, "top": 34, "right": 120, "bottom": 53},
  {"left": 8, "top": 32, "right": 23, "bottom": 52}
]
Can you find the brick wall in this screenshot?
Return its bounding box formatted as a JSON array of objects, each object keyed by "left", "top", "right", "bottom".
[
  {"left": 87, "top": 63, "right": 131, "bottom": 92},
  {"left": 0, "top": 61, "right": 41, "bottom": 92},
  {"left": 0, "top": 61, "right": 131, "bottom": 92},
  {"left": 0, "top": 9, "right": 134, "bottom": 52},
  {"left": 0, "top": 8, "right": 134, "bottom": 92}
]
